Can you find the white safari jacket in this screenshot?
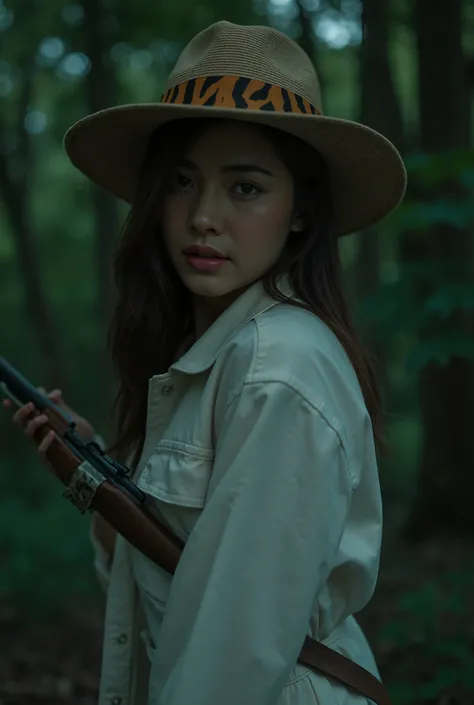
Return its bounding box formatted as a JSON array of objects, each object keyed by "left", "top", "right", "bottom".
[{"left": 91, "top": 277, "right": 383, "bottom": 705}]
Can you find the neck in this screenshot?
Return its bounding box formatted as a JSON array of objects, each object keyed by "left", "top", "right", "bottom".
[
  {"left": 192, "top": 287, "right": 247, "bottom": 339},
  {"left": 192, "top": 296, "right": 227, "bottom": 339}
]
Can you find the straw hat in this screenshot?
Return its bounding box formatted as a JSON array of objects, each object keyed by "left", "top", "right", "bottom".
[{"left": 64, "top": 20, "right": 406, "bottom": 236}]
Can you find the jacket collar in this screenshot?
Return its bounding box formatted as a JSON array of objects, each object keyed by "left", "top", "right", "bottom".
[{"left": 171, "top": 274, "right": 299, "bottom": 375}]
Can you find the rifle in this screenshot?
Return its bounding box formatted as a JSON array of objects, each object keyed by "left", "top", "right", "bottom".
[{"left": 0, "top": 355, "right": 183, "bottom": 574}]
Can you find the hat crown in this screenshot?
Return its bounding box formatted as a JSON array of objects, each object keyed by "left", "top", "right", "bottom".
[{"left": 166, "top": 21, "right": 322, "bottom": 112}]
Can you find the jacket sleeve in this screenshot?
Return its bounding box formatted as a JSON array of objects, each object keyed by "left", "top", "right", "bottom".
[
  {"left": 149, "top": 378, "right": 355, "bottom": 705},
  {"left": 89, "top": 513, "right": 111, "bottom": 593}
]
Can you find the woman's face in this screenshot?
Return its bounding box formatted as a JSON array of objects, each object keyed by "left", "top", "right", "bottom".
[{"left": 161, "top": 120, "right": 303, "bottom": 302}]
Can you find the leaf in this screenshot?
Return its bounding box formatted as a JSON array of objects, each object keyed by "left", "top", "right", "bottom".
[
  {"left": 396, "top": 199, "right": 474, "bottom": 230},
  {"left": 379, "top": 620, "right": 411, "bottom": 647},
  {"left": 459, "top": 169, "right": 474, "bottom": 190},
  {"left": 425, "top": 283, "right": 474, "bottom": 317},
  {"left": 430, "top": 639, "right": 473, "bottom": 665},
  {"left": 418, "top": 668, "right": 460, "bottom": 698},
  {"left": 406, "top": 334, "right": 474, "bottom": 373},
  {"left": 387, "top": 681, "right": 419, "bottom": 705},
  {"left": 404, "top": 149, "right": 474, "bottom": 187},
  {"left": 399, "top": 581, "right": 441, "bottom": 617}
]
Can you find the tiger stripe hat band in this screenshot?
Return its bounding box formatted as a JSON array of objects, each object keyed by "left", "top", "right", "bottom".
[
  {"left": 64, "top": 21, "right": 407, "bottom": 236},
  {"left": 161, "top": 75, "right": 321, "bottom": 115}
]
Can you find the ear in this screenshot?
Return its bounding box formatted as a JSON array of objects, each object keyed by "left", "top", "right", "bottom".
[{"left": 290, "top": 213, "right": 306, "bottom": 233}]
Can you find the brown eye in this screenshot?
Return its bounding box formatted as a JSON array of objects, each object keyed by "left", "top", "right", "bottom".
[
  {"left": 233, "top": 182, "right": 263, "bottom": 197},
  {"left": 168, "top": 172, "right": 193, "bottom": 192},
  {"left": 177, "top": 174, "right": 192, "bottom": 188}
]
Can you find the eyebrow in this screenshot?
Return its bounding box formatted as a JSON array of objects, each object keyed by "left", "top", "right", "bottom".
[{"left": 178, "top": 158, "right": 275, "bottom": 177}]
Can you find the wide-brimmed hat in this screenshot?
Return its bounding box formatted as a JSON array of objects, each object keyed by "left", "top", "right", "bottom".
[{"left": 64, "top": 20, "right": 406, "bottom": 237}]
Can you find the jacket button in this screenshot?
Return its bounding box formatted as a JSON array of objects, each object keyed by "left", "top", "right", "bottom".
[
  {"left": 161, "top": 384, "right": 173, "bottom": 395},
  {"left": 110, "top": 699, "right": 122, "bottom": 705},
  {"left": 116, "top": 633, "right": 128, "bottom": 644}
]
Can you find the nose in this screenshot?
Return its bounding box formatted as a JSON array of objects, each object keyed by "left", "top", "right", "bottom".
[{"left": 190, "top": 186, "right": 223, "bottom": 236}]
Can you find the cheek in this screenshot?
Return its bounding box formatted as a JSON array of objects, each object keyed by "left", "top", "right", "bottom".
[
  {"left": 247, "top": 198, "right": 293, "bottom": 243},
  {"left": 162, "top": 200, "right": 186, "bottom": 246}
]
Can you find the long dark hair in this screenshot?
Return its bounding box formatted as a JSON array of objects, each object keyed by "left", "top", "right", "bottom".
[{"left": 107, "top": 117, "right": 383, "bottom": 468}]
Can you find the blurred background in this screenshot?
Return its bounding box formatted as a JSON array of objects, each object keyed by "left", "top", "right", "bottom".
[{"left": 1, "top": 0, "right": 474, "bottom": 703}]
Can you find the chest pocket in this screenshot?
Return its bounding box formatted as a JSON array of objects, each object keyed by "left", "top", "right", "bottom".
[{"left": 137, "top": 439, "right": 215, "bottom": 508}]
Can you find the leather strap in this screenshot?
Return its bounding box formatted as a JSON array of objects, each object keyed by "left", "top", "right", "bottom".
[{"left": 298, "top": 636, "right": 392, "bottom": 705}]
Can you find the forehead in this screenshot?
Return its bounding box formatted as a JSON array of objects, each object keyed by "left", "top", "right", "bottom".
[{"left": 185, "top": 120, "right": 279, "bottom": 164}]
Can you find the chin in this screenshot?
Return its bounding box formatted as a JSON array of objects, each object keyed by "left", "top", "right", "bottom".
[{"left": 184, "top": 275, "right": 235, "bottom": 298}]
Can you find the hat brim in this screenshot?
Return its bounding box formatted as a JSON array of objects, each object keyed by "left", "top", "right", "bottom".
[{"left": 64, "top": 102, "right": 406, "bottom": 237}]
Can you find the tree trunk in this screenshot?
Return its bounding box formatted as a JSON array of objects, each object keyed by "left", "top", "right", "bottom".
[
  {"left": 0, "top": 63, "right": 64, "bottom": 387},
  {"left": 356, "top": 0, "right": 404, "bottom": 392},
  {"left": 82, "top": 0, "right": 119, "bottom": 325},
  {"left": 81, "top": 0, "right": 120, "bottom": 418},
  {"left": 294, "top": 0, "right": 325, "bottom": 98},
  {"left": 405, "top": 0, "right": 474, "bottom": 539}
]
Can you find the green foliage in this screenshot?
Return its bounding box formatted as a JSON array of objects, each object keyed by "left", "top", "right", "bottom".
[
  {"left": 0, "top": 461, "right": 99, "bottom": 617},
  {"left": 407, "top": 333, "right": 474, "bottom": 371},
  {"left": 404, "top": 149, "right": 474, "bottom": 189},
  {"left": 358, "top": 260, "right": 474, "bottom": 357},
  {"left": 396, "top": 198, "right": 474, "bottom": 230},
  {"left": 357, "top": 150, "right": 474, "bottom": 380},
  {"left": 381, "top": 568, "right": 474, "bottom": 704}
]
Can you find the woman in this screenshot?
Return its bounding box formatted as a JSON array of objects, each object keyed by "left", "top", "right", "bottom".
[{"left": 5, "top": 20, "right": 406, "bottom": 705}]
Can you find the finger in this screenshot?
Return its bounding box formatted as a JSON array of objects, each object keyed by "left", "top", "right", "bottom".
[
  {"left": 48, "top": 389, "right": 63, "bottom": 402},
  {"left": 12, "top": 402, "right": 35, "bottom": 426},
  {"left": 2, "top": 399, "right": 12, "bottom": 408},
  {"left": 24, "top": 414, "right": 49, "bottom": 438},
  {"left": 38, "top": 429, "right": 55, "bottom": 454}
]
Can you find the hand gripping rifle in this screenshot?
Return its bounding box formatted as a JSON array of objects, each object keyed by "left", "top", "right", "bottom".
[{"left": 0, "top": 355, "right": 183, "bottom": 574}]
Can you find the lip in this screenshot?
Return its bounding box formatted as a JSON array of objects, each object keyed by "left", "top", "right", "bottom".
[
  {"left": 183, "top": 244, "right": 229, "bottom": 259},
  {"left": 185, "top": 255, "right": 229, "bottom": 273}
]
